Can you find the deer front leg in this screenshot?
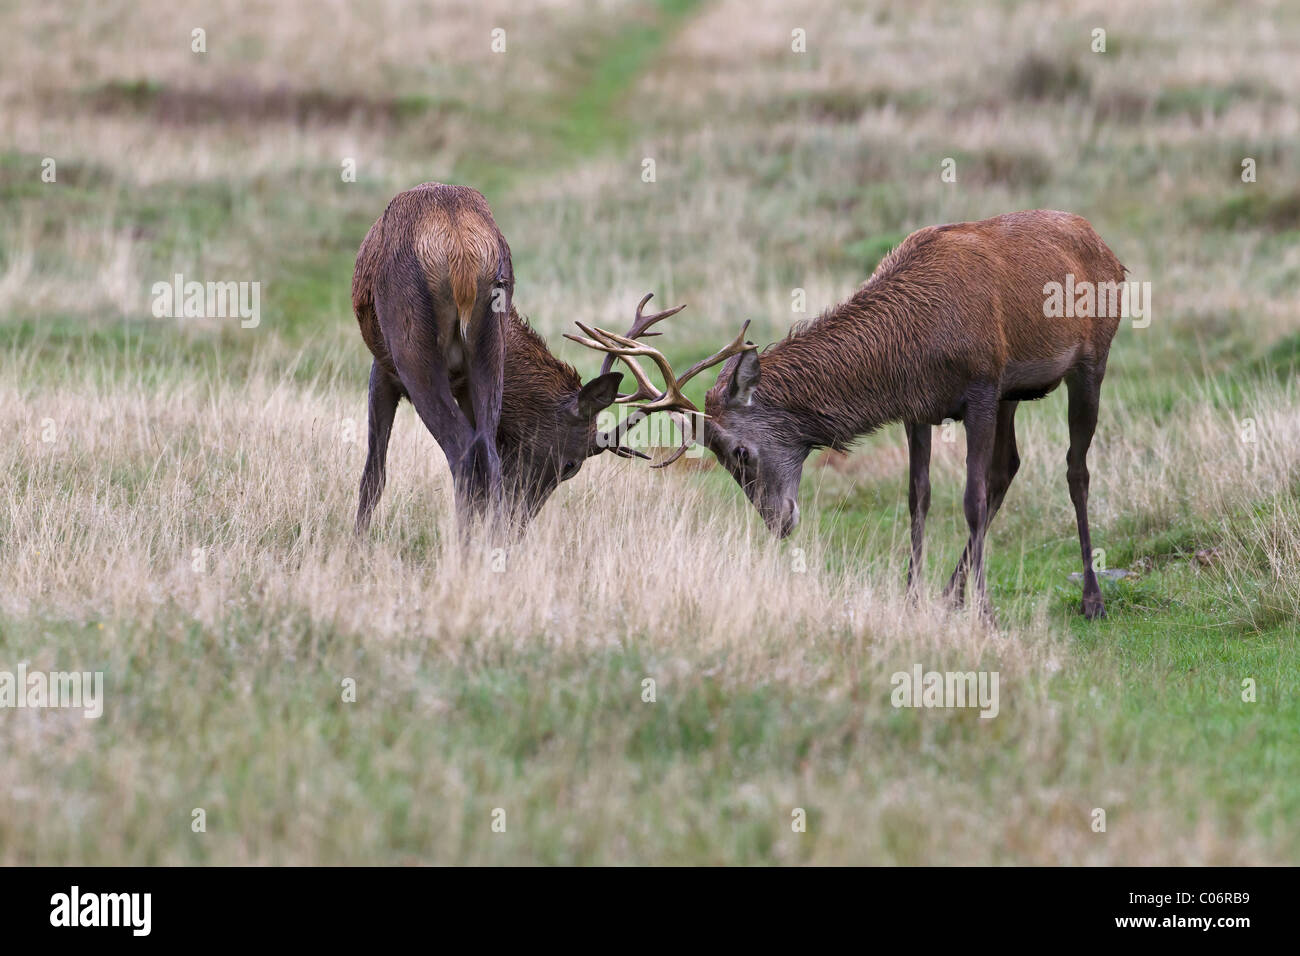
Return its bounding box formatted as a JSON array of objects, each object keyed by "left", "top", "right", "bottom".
[
  {"left": 943, "top": 400, "right": 1020, "bottom": 603},
  {"left": 905, "top": 422, "right": 932, "bottom": 601},
  {"left": 951, "top": 383, "right": 999, "bottom": 620}
]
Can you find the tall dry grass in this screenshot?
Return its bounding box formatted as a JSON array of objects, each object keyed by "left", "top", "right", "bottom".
[
  {"left": 2, "top": 366, "right": 1018, "bottom": 662},
  {"left": 6, "top": 362, "right": 1297, "bottom": 863}
]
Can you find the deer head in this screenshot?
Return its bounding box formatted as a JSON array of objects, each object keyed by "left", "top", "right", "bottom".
[
  {"left": 566, "top": 301, "right": 806, "bottom": 536},
  {"left": 496, "top": 328, "right": 624, "bottom": 524},
  {"left": 700, "top": 349, "right": 811, "bottom": 537}
]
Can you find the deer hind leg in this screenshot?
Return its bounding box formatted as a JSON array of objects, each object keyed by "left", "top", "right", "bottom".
[
  {"left": 942, "top": 383, "right": 999, "bottom": 619},
  {"left": 905, "top": 421, "right": 932, "bottom": 601},
  {"left": 403, "top": 364, "right": 478, "bottom": 525},
  {"left": 460, "top": 300, "right": 506, "bottom": 518},
  {"left": 355, "top": 361, "right": 402, "bottom": 535},
  {"left": 943, "top": 400, "right": 1021, "bottom": 605},
  {"left": 376, "top": 286, "right": 477, "bottom": 525},
  {"left": 1066, "top": 367, "right": 1106, "bottom": 619}
]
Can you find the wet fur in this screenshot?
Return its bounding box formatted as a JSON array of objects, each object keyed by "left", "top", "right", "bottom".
[
  {"left": 705, "top": 210, "right": 1126, "bottom": 619},
  {"left": 352, "top": 183, "right": 611, "bottom": 533}
]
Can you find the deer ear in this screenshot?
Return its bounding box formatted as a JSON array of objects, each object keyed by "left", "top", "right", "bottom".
[
  {"left": 726, "top": 347, "right": 760, "bottom": 407},
  {"left": 576, "top": 372, "right": 623, "bottom": 419}
]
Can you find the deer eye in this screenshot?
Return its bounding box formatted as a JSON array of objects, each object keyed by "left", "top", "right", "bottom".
[
  {"left": 560, "top": 460, "right": 581, "bottom": 481},
  {"left": 734, "top": 445, "right": 751, "bottom": 464}
]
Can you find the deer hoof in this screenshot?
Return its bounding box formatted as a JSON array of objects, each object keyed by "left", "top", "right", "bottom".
[{"left": 1081, "top": 597, "right": 1106, "bottom": 620}]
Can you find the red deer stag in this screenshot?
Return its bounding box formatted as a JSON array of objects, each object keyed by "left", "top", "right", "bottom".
[
  {"left": 352, "top": 182, "right": 632, "bottom": 532},
  {"left": 571, "top": 210, "right": 1125, "bottom": 620}
]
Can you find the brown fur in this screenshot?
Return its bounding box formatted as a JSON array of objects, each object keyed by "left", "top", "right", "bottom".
[
  {"left": 353, "top": 206, "right": 579, "bottom": 419},
  {"left": 701, "top": 210, "right": 1126, "bottom": 619},
  {"left": 495, "top": 317, "right": 584, "bottom": 444},
  {"left": 352, "top": 183, "right": 618, "bottom": 532},
  {"left": 353, "top": 182, "right": 513, "bottom": 385},
  {"left": 709, "top": 210, "right": 1125, "bottom": 446}
]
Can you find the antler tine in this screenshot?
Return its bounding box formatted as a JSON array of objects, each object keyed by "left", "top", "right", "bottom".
[
  {"left": 650, "top": 410, "right": 697, "bottom": 469},
  {"left": 564, "top": 321, "right": 696, "bottom": 458},
  {"left": 672, "top": 320, "right": 757, "bottom": 390},
  {"left": 634, "top": 292, "right": 688, "bottom": 331},
  {"left": 565, "top": 292, "right": 690, "bottom": 458},
  {"left": 636, "top": 320, "right": 755, "bottom": 466},
  {"left": 566, "top": 294, "right": 753, "bottom": 464},
  {"left": 609, "top": 442, "right": 651, "bottom": 460},
  {"left": 598, "top": 292, "right": 687, "bottom": 376},
  {"left": 575, "top": 327, "right": 699, "bottom": 415},
  {"left": 566, "top": 322, "right": 664, "bottom": 404}
]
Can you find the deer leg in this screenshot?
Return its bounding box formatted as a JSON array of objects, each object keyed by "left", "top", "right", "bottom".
[
  {"left": 410, "top": 380, "right": 481, "bottom": 525},
  {"left": 461, "top": 305, "right": 506, "bottom": 517},
  {"left": 381, "top": 327, "right": 477, "bottom": 525},
  {"left": 355, "top": 361, "right": 402, "bottom": 535},
  {"left": 403, "top": 373, "right": 476, "bottom": 520},
  {"left": 905, "top": 422, "right": 932, "bottom": 600},
  {"left": 947, "top": 383, "right": 999, "bottom": 619},
  {"left": 943, "top": 400, "right": 1020, "bottom": 603},
  {"left": 1066, "top": 368, "right": 1106, "bottom": 619}
]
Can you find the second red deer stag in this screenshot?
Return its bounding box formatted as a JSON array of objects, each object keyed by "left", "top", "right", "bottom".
[
  {"left": 352, "top": 183, "right": 628, "bottom": 532},
  {"left": 572, "top": 210, "right": 1126, "bottom": 620}
]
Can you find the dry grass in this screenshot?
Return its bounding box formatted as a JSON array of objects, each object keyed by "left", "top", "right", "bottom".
[
  {"left": 2, "top": 363, "right": 1297, "bottom": 863},
  {"left": 1, "top": 0, "right": 1298, "bottom": 863},
  {"left": 2, "top": 369, "right": 1007, "bottom": 659}
]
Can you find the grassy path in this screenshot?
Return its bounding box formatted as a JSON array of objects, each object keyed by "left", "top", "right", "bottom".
[{"left": 452, "top": 0, "right": 705, "bottom": 195}]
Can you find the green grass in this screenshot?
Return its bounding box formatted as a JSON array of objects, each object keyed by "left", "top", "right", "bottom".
[
  {"left": 559, "top": 0, "right": 704, "bottom": 155},
  {"left": 7, "top": 591, "right": 1293, "bottom": 864}
]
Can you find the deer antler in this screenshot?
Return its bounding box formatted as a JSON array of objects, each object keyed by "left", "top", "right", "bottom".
[
  {"left": 565, "top": 293, "right": 685, "bottom": 459},
  {"left": 599, "top": 293, "right": 680, "bottom": 378},
  {"left": 565, "top": 294, "right": 756, "bottom": 467}
]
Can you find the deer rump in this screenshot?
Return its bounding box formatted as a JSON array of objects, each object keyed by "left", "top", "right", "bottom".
[{"left": 353, "top": 183, "right": 514, "bottom": 421}]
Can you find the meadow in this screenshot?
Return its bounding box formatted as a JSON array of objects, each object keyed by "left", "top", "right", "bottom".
[{"left": 1, "top": 0, "right": 1297, "bottom": 863}]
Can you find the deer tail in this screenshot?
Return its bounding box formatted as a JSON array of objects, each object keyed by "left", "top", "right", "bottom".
[{"left": 447, "top": 227, "right": 512, "bottom": 343}]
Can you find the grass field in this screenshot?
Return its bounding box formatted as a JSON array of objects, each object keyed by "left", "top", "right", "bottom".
[{"left": 2, "top": 0, "right": 1298, "bottom": 864}]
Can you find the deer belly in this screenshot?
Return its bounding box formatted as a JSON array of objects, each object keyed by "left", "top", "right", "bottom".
[{"left": 1001, "top": 347, "right": 1079, "bottom": 401}]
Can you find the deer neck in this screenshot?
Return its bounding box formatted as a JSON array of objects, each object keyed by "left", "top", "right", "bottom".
[
  {"left": 500, "top": 310, "right": 581, "bottom": 446},
  {"left": 756, "top": 297, "right": 913, "bottom": 451}
]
